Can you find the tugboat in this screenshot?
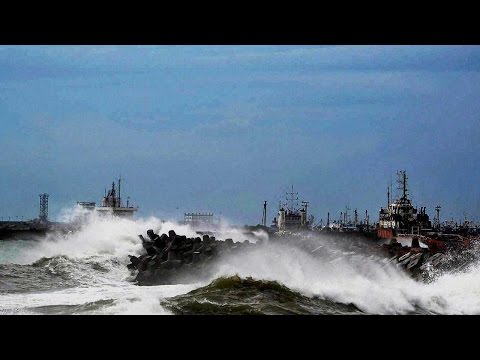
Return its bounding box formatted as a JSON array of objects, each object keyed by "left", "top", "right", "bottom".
[
  {"left": 377, "top": 171, "right": 432, "bottom": 240},
  {"left": 375, "top": 171, "right": 480, "bottom": 279}
]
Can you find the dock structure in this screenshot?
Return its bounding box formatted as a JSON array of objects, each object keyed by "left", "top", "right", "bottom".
[{"left": 0, "top": 193, "right": 52, "bottom": 239}]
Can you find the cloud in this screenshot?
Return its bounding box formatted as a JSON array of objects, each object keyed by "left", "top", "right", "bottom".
[
  {"left": 1, "top": 45, "right": 480, "bottom": 223},
  {"left": 2, "top": 46, "right": 479, "bottom": 83},
  {"left": 193, "top": 45, "right": 480, "bottom": 72}
]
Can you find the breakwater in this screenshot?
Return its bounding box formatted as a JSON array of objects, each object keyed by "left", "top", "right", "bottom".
[{"left": 128, "top": 229, "right": 261, "bottom": 285}]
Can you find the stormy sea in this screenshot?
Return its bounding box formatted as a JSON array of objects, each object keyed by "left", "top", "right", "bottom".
[{"left": 1, "top": 215, "right": 480, "bottom": 315}]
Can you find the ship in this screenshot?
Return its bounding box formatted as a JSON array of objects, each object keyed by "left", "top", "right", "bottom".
[
  {"left": 272, "top": 186, "right": 312, "bottom": 231},
  {"left": 95, "top": 178, "right": 138, "bottom": 218},
  {"left": 377, "top": 171, "right": 432, "bottom": 240}
]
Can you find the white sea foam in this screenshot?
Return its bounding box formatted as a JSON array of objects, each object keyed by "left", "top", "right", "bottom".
[
  {"left": 208, "top": 234, "right": 480, "bottom": 314},
  {"left": 0, "top": 282, "right": 196, "bottom": 315},
  {"left": 0, "top": 211, "right": 261, "bottom": 314},
  {"left": 2, "top": 212, "right": 480, "bottom": 314},
  {"left": 16, "top": 212, "right": 266, "bottom": 265}
]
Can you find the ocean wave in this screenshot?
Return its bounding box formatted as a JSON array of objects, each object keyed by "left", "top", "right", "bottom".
[
  {"left": 26, "top": 299, "right": 117, "bottom": 315},
  {"left": 159, "top": 233, "right": 480, "bottom": 314},
  {"left": 3, "top": 214, "right": 480, "bottom": 314},
  {"left": 162, "top": 275, "right": 363, "bottom": 315}
]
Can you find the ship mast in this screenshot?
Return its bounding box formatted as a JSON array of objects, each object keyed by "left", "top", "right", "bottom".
[
  {"left": 435, "top": 205, "right": 441, "bottom": 230},
  {"left": 387, "top": 185, "right": 390, "bottom": 207},
  {"left": 387, "top": 176, "right": 393, "bottom": 206},
  {"left": 344, "top": 205, "right": 350, "bottom": 224},
  {"left": 286, "top": 185, "right": 298, "bottom": 212},
  {"left": 118, "top": 176, "right": 122, "bottom": 208},
  {"left": 397, "top": 170, "right": 408, "bottom": 201},
  {"left": 110, "top": 182, "right": 116, "bottom": 207},
  {"left": 262, "top": 200, "right": 267, "bottom": 227}
]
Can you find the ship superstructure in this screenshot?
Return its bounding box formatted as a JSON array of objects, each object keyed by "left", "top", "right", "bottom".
[
  {"left": 377, "top": 171, "right": 431, "bottom": 238},
  {"left": 274, "top": 186, "right": 311, "bottom": 231},
  {"left": 96, "top": 178, "right": 138, "bottom": 218}
]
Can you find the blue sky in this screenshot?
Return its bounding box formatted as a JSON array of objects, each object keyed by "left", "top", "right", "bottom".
[{"left": 1, "top": 45, "right": 480, "bottom": 225}]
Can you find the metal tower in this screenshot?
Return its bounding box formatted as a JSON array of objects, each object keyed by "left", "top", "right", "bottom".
[{"left": 39, "top": 193, "right": 49, "bottom": 222}]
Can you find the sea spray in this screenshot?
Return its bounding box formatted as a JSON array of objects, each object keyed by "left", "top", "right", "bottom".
[
  {"left": 2, "top": 211, "right": 480, "bottom": 314},
  {"left": 200, "top": 233, "right": 480, "bottom": 314}
]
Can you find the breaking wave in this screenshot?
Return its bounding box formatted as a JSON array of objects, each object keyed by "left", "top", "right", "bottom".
[
  {"left": 162, "top": 275, "right": 362, "bottom": 315},
  {"left": 2, "top": 212, "right": 480, "bottom": 314}
]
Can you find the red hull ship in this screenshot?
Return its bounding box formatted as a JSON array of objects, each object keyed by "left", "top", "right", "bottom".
[{"left": 377, "top": 171, "right": 432, "bottom": 239}]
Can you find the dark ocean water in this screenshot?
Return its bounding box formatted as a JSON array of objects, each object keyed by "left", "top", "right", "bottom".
[
  {"left": 1, "top": 215, "right": 480, "bottom": 315},
  {"left": 162, "top": 275, "right": 364, "bottom": 315}
]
